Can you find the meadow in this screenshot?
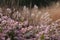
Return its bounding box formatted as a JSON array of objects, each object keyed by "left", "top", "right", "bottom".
[{"left": 0, "top": 2, "right": 60, "bottom": 40}]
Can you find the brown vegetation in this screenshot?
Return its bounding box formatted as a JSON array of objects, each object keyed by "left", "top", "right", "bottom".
[{"left": 39, "top": 3, "right": 60, "bottom": 21}]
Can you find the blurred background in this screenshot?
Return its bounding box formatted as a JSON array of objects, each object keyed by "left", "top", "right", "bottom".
[
  {"left": 0, "top": 0, "right": 60, "bottom": 40},
  {"left": 0, "top": 0, "right": 59, "bottom": 8}
]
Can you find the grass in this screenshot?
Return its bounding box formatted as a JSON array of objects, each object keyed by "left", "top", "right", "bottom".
[{"left": 0, "top": 2, "right": 60, "bottom": 40}]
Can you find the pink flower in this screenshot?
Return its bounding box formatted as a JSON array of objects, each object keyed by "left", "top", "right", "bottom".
[
  {"left": 7, "top": 38, "right": 10, "bottom": 40},
  {"left": 1, "top": 16, "right": 8, "bottom": 20},
  {"left": 21, "top": 28, "right": 27, "bottom": 33},
  {"left": 1, "top": 20, "right": 7, "bottom": 25},
  {"left": 23, "top": 20, "right": 28, "bottom": 26},
  {"left": 44, "top": 25, "right": 50, "bottom": 33},
  {"left": 27, "top": 26, "right": 33, "bottom": 31}
]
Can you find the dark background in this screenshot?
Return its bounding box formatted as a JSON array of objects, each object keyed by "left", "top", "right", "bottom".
[{"left": 0, "top": 0, "right": 59, "bottom": 8}]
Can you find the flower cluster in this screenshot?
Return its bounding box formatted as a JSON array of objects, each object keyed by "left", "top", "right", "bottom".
[{"left": 0, "top": 6, "right": 60, "bottom": 40}]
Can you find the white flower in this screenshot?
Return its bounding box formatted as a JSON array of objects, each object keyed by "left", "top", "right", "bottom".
[
  {"left": 44, "top": 25, "right": 50, "bottom": 33},
  {"left": 23, "top": 6, "right": 26, "bottom": 10},
  {"left": 6, "top": 8, "right": 12, "bottom": 13},
  {"left": 34, "top": 5, "right": 38, "bottom": 9}
]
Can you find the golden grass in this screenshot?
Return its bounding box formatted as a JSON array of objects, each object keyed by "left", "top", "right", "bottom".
[{"left": 38, "top": 3, "right": 60, "bottom": 21}]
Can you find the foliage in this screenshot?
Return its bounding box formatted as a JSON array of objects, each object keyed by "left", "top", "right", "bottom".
[
  {"left": 40, "top": 34, "right": 45, "bottom": 40},
  {"left": 0, "top": 0, "right": 59, "bottom": 8}
]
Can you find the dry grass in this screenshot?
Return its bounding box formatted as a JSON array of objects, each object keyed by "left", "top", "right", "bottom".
[{"left": 38, "top": 2, "right": 60, "bottom": 21}]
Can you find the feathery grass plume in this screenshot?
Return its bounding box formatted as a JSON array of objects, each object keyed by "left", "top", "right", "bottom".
[
  {"left": 22, "top": 6, "right": 30, "bottom": 20},
  {"left": 40, "top": 12, "right": 52, "bottom": 25},
  {"left": 22, "top": 6, "right": 27, "bottom": 18},
  {"left": 31, "top": 5, "right": 38, "bottom": 25},
  {"left": 12, "top": 11, "right": 21, "bottom": 21},
  {"left": 0, "top": 8, "right": 3, "bottom": 13},
  {"left": 6, "top": 8, "right": 12, "bottom": 17},
  {"left": 56, "top": 2, "right": 60, "bottom": 7}
]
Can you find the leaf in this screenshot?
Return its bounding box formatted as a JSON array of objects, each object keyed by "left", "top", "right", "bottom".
[
  {"left": 0, "top": 27, "right": 2, "bottom": 33},
  {"left": 40, "top": 34, "right": 45, "bottom": 40},
  {"left": 24, "top": 31, "right": 35, "bottom": 39},
  {"left": 19, "top": 17, "right": 24, "bottom": 22}
]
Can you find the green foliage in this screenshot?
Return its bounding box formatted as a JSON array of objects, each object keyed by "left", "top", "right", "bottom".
[
  {"left": 7, "top": 30, "right": 15, "bottom": 40},
  {"left": 40, "top": 34, "right": 45, "bottom": 40},
  {"left": 24, "top": 31, "right": 35, "bottom": 39},
  {"left": 0, "top": 27, "right": 2, "bottom": 33},
  {"left": 19, "top": 17, "right": 25, "bottom": 22}
]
